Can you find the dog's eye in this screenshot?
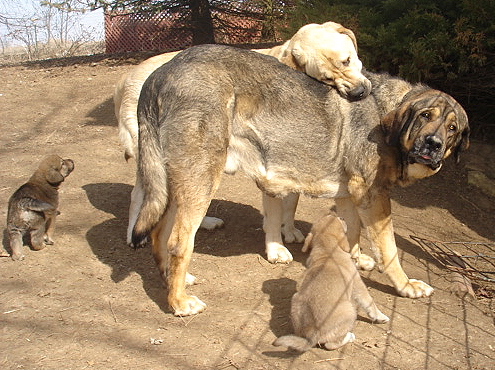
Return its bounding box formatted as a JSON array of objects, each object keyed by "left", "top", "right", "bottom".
[
  {"left": 420, "top": 111, "right": 431, "bottom": 120},
  {"left": 342, "top": 57, "right": 350, "bottom": 67},
  {"left": 448, "top": 124, "right": 457, "bottom": 132}
]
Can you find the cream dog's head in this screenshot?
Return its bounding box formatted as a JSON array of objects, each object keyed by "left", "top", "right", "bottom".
[{"left": 281, "top": 22, "right": 371, "bottom": 101}]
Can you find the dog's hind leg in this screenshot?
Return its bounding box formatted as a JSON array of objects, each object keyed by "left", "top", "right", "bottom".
[
  {"left": 324, "top": 332, "right": 355, "bottom": 351},
  {"left": 164, "top": 196, "right": 214, "bottom": 316},
  {"left": 8, "top": 229, "right": 24, "bottom": 261},
  {"left": 128, "top": 175, "right": 223, "bottom": 247},
  {"left": 263, "top": 193, "right": 293, "bottom": 263},
  {"left": 151, "top": 202, "right": 203, "bottom": 314},
  {"left": 44, "top": 211, "right": 57, "bottom": 245},
  {"left": 351, "top": 271, "right": 389, "bottom": 323},
  {"left": 281, "top": 193, "right": 304, "bottom": 243},
  {"left": 127, "top": 174, "right": 145, "bottom": 247},
  {"left": 30, "top": 226, "right": 46, "bottom": 251},
  {"left": 335, "top": 197, "right": 375, "bottom": 271}
]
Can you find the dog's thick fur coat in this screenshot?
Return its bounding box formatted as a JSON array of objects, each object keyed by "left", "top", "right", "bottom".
[
  {"left": 7, "top": 155, "right": 74, "bottom": 260},
  {"left": 133, "top": 45, "right": 469, "bottom": 315},
  {"left": 273, "top": 214, "right": 389, "bottom": 352}
]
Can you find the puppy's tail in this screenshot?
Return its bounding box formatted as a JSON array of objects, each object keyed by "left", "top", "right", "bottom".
[
  {"left": 131, "top": 97, "right": 169, "bottom": 248},
  {"left": 273, "top": 335, "right": 313, "bottom": 353},
  {"left": 19, "top": 198, "right": 56, "bottom": 212}
]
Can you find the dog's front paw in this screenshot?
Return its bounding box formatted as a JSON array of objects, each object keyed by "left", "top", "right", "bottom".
[
  {"left": 397, "top": 279, "right": 434, "bottom": 298},
  {"left": 200, "top": 216, "right": 224, "bottom": 230},
  {"left": 282, "top": 225, "right": 305, "bottom": 243},
  {"left": 266, "top": 242, "right": 293, "bottom": 264},
  {"left": 354, "top": 253, "right": 376, "bottom": 271},
  {"left": 171, "top": 295, "right": 206, "bottom": 316},
  {"left": 372, "top": 311, "right": 390, "bottom": 324},
  {"left": 129, "top": 236, "right": 149, "bottom": 249}
]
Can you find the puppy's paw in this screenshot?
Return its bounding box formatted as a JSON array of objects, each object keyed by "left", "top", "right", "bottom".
[
  {"left": 172, "top": 295, "right": 206, "bottom": 316},
  {"left": 354, "top": 253, "right": 376, "bottom": 271},
  {"left": 397, "top": 279, "right": 434, "bottom": 298},
  {"left": 31, "top": 243, "right": 46, "bottom": 251},
  {"left": 44, "top": 236, "right": 54, "bottom": 245},
  {"left": 282, "top": 225, "right": 305, "bottom": 243},
  {"left": 185, "top": 272, "right": 197, "bottom": 286},
  {"left": 11, "top": 252, "right": 25, "bottom": 261},
  {"left": 200, "top": 216, "right": 224, "bottom": 230},
  {"left": 266, "top": 242, "right": 293, "bottom": 264}
]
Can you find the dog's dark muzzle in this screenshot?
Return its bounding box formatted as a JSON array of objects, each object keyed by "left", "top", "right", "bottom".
[{"left": 409, "top": 135, "right": 444, "bottom": 170}]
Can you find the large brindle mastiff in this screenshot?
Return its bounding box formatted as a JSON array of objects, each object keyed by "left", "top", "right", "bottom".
[
  {"left": 115, "top": 22, "right": 370, "bottom": 249},
  {"left": 133, "top": 45, "right": 469, "bottom": 316}
]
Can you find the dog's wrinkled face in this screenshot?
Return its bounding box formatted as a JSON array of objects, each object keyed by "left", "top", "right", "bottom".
[
  {"left": 38, "top": 155, "right": 75, "bottom": 185},
  {"left": 289, "top": 22, "right": 371, "bottom": 101},
  {"left": 382, "top": 90, "right": 469, "bottom": 179}
]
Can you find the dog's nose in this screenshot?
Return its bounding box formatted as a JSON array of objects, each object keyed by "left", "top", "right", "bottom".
[
  {"left": 425, "top": 135, "right": 443, "bottom": 151},
  {"left": 347, "top": 84, "right": 368, "bottom": 101}
]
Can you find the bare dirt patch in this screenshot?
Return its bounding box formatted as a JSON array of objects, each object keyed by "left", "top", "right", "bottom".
[{"left": 0, "top": 57, "right": 494, "bottom": 370}]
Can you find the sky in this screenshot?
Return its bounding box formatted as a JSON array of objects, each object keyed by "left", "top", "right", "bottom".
[{"left": 0, "top": 0, "right": 104, "bottom": 45}]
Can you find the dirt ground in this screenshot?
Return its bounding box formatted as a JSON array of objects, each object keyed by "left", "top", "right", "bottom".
[{"left": 0, "top": 55, "right": 494, "bottom": 370}]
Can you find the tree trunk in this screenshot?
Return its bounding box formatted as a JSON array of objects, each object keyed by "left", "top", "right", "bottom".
[{"left": 189, "top": 0, "right": 215, "bottom": 45}]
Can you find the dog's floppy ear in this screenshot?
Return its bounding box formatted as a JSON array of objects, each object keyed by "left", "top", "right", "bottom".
[
  {"left": 290, "top": 40, "right": 308, "bottom": 71},
  {"left": 337, "top": 26, "right": 358, "bottom": 52},
  {"left": 381, "top": 101, "right": 413, "bottom": 147},
  {"left": 453, "top": 124, "right": 470, "bottom": 163},
  {"left": 46, "top": 168, "right": 65, "bottom": 185}
]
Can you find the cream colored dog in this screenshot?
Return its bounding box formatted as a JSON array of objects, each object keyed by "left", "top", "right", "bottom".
[
  {"left": 115, "top": 21, "right": 371, "bottom": 263},
  {"left": 273, "top": 213, "right": 389, "bottom": 352}
]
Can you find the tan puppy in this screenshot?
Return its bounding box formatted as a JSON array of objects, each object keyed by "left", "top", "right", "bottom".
[
  {"left": 115, "top": 21, "right": 370, "bottom": 252},
  {"left": 273, "top": 213, "right": 389, "bottom": 352},
  {"left": 6, "top": 155, "right": 74, "bottom": 260}
]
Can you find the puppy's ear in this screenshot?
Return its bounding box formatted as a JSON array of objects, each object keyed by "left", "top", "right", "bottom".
[
  {"left": 337, "top": 217, "right": 347, "bottom": 234},
  {"left": 337, "top": 26, "right": 358, "bottom": 52},
  {"left": 302, "top": 232, "right": 313, "bottom": 253},
  {"left": 381, "top": 101, "right": 412, "bottom": 147},
  {"left": 337, "top": 234, "right": 351, "bottom": 253},
  {"left": 46, "top": 168, "right": 64, "bottom": 185}
]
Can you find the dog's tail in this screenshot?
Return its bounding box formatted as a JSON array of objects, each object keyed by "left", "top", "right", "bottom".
[
  {"left": 131, "top": 98, "right": 169, "bottom": 248},
  {"left": 273, "top": 335, "right": 314, "bottom": 352},
  {"left": 18, "top": 198, "right": 56, "bottom": 212}
]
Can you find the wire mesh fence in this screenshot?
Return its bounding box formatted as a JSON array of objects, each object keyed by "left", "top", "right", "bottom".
[
  {"left": 104, "top": 6, "right": 276, "bottom": 54},
  {"left": 410, "top": 235, "right": 495, "bottom": 284}
]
